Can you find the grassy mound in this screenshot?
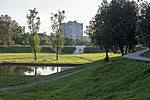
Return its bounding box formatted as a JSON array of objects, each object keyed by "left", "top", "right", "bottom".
[
  {"left": 0, "top": 56, "right": 150, "bottom": 99},
  {"left": 0, "top": 45, "right": 54, "bottom": 53}
]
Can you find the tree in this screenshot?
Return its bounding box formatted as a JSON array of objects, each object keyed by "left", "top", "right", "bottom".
[
  {"left": 27, "top": 8, "right": 41, "bottom": 61},
  {"left": 86, "top": 0, "right": 113, "bottom": 61},
  {"left": 0, "top": 15, "right": 12, "bottom": 45},
  {"left": 50, "top": 10, "right": 65, "bottom": 60},
  {"left": 139, "top": 1, "right": 150, "bottom": 47},
  {"left": 12, "top": 25, "right": 25, "bottom": 45},
  {"left": 38, "top": 32, "right": 50, "bottom": 45},
  {"left": 87, "top": 0, "right": 138, "bottom": 61},
  {"left": 20, "top": 33, "right": 30, "bottom": 45},
  {"left": 50, "top": 33, "right": 64, "bottom": 52},
  {"left": 0, "top": 15, "right": 23, "bottom": 45},
  {"left": 64, "top": 37, "right": 76, "bottom": 46},
  {"left": 108, "top": 0, "right": 138, "bottom": 55}
]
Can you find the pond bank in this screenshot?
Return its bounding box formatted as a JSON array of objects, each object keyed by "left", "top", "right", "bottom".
[
  {"left": 0, "top": 66, "right": 88, "bottom": 91},
  {"left": 0, "top": 62, "right": 83, "bottom": 67}
]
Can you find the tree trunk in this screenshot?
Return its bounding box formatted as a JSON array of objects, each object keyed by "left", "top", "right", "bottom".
[
  {"left": 104, "top": 46, "right": 109, "bottom": 61},
  {"left": 125, "top": 45, "right": 128, "bottom": 55},
  {"left": 56, "top": 34, "right": 59, "bottom": 60},
  {"left": 34, "top": 49, "right": 37, "bottom": 61},
  {"left": 119, "top": 45, "right": 124, "bottom": 56},
  {"left": 128, "top": 46, "right": 131, "bottom": 53},
  {"left": 129, "top": 44, "right": 135, "bottom": 53}
]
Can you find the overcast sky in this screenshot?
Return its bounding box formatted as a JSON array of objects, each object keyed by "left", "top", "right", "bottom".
[{"left": 0, "top": 0, "right": 101, "bottom": 35}]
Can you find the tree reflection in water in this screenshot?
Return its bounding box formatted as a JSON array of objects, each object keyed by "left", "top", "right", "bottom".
[
  {"left": 0, "top": 66, "right": 73, "bottom": 76},
  {"left": 0, "top": 66, "right": 33, "bottom": 75}
]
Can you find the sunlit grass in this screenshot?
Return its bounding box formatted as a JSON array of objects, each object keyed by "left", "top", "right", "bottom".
[{"left": 0, "top": 53, "right": 120, "bottom": 64}]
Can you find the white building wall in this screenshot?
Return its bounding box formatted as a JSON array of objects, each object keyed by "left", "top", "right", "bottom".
[{"left": 64, "top": 21, "right": 83, "bottom": 39}]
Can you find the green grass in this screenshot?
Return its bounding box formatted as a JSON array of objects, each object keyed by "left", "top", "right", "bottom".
[
  {"left": 0, "top": 53, "right": 119, "bottom": 64},
  {"left": 0, "top": 67, "right": 80, "bottom": 88},
  {"left": 0, "top": 55, "right": 150, "bottom": 99},
  {"left": 140, "top": 50, "right": 150, "bottom": 58},
  {"left": 0, "top": 53, "right": 119, "bottom": 90}
]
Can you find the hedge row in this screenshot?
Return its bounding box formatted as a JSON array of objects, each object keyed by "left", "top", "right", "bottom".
[{"left": 0, "top": 45, "right": 103, "bottom": 54}]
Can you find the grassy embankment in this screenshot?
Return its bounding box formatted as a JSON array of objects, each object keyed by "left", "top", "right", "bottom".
[
  {"left": 0, "top": 56, "right": 150, "bottom": 99},
  {"left": 0, "top": 46, "right": 149, "bottom": 99},
  {"left": 0, "top": 45, "right": 103, "bottom": 53},
  {"left": 140, "top": 49, "right": 150, "bottom": 58}
]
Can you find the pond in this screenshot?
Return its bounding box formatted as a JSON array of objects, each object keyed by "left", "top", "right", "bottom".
[{"left": 0, "top": 66, "right": 74, "bottom": 76}]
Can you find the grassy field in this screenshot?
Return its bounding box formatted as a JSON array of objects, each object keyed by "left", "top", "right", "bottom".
[
  {"left": 0, "top": 53, "right": 119, "bottom": 64},
  {"left": 0, "top": 56, "right": 150, "bottom": 99}
]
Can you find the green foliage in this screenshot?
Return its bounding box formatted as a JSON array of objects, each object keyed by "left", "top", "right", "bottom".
[
  {"left": 38, "top": 32, "right": 50, "bottom": 45},
  {"left": 64, "top": 37, "right": 76, "bottom": 46},
  {"left": 87, "top": 0, "right": 114, "bottom": 61},
  {"left": 0, "top": 15, "right": 24, "bottom": 45},
  {"left": 50, "top": 10, "right": 65, "bottom": 60},
  {"left": 27, "top": 8, "right": 41, "bottom": 61},
  {"left": 139, "top": 2, "right": 150, "bottom": 47},
  {"left": 29, "top": 34, "right": 42, "bottom": 53},
  {"left": 50, "top": 33, "right": 64, "bottom": 52},
  {"left": 87, "top": 0, "right": 138, "bottom": 58}
]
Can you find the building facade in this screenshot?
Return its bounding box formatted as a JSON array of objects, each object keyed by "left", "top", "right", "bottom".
[{"left": 64, "top": 21, "right": 83, "bottom": 39}]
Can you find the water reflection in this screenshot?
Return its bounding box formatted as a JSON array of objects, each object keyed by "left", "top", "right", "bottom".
[{"left": 0, "top": 66, "right": 73, "bottom": 76}]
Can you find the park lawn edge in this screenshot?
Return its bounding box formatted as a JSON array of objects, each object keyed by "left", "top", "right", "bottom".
[{"left": 0, "top": 56, "right": 150, "bottom": 99}]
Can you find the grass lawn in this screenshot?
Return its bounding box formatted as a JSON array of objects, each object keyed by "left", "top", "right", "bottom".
[
  {"left": 0, "top": 53, "right": 120, "bottom": 87},
  {"left": 0, "top": 53, "right": 119, "bottom": 64},
  {"left": 0, "top": 54, "right": 150, "bottom": 99},
  {"left": 140, "top": 49, "right": 150, "bottom": 58}
]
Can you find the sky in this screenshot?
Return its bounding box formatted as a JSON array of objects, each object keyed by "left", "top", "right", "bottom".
[{"left": 0, "top": 0, "right": 101, "bottom": 35}]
